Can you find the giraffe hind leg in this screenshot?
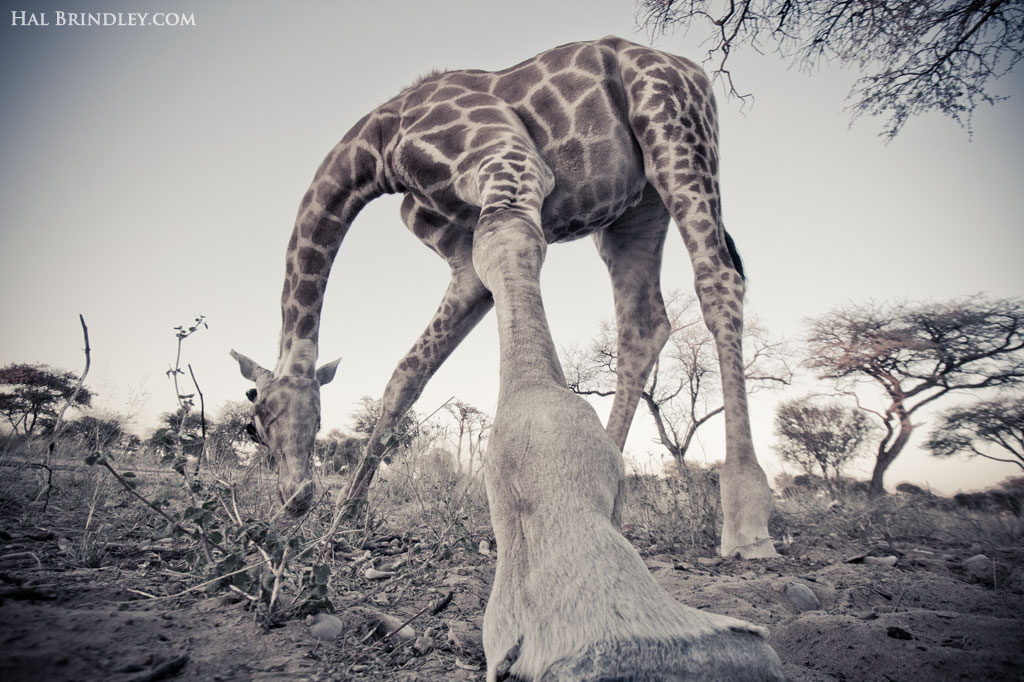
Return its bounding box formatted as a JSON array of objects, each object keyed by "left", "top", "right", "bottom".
[{"left": 618, "top": 48, "right": 777, "bottom": 558}]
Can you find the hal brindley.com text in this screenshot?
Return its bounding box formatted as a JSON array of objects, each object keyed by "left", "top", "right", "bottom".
[{"left": 11, "top": 11, "right": 196, "bottom": 27}]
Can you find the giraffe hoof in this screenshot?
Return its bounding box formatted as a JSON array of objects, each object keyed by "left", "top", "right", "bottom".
[
  {"left": 721, "top": 538, "right": 779, "bottom": 560},
  {"left": 534, "top": 629, "right": 787, "bottom": 681}
]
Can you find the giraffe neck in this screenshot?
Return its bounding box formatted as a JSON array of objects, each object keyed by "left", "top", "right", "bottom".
[{"left": 275, "top": 111, "right": 400, "bottom": 378}]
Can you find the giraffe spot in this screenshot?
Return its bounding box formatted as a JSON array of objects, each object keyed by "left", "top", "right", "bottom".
[
  {"left": 447, "top": 71, "right": 492, "bottom": 91},
  {"left": 530, "top": 87, "right": 571, "bottom": 139},
  {"left": 283, "top": 305, "right": 298, "bottom": 334},
  {"left": 294, "top": 279, "right": 320, "bottom": 307},
  {"left": 520, "top": 117, "right": 549, "bottom": 150},
  {"left": 550, "top": 72, "right": 594, "bottom": 103},
  {"left": 311, "top": 220, "right": 342, "bottom": 248},
  {"left": 417, "top": 208, "right": 447, "bottom": 228},
  {"left": 400, "top": 356, "right": 421, "bottom": 372},
  {"left": 429, "top": 86, "right": 468, "bottom": 103},
  {"left": 634, "top": 52, "right": 667, "bottom": 69},
  {"left": 539, "top": 45, "right": 577, "bottom": 72},
  {"left": 297, "top": 314, "right": 317, "bottom": 339},
  {"left": 456, "top": 93, "right": 497, "bottom": 109},
  {"left": 468, "top": 108, "right": 508, "bottom": 126},
  {"left": 399, "top": 141, "right": 450, "bottom": 185},
  {"left": 422, "top": 124, "right": 469, "bottom": 160},
  {"left": 409, "top": 103, "right": 461, "bottom": 132},
  {"left": 577, "top": 91, "right": 612, "bottom": 136},
  {"left": 298, "top": 247, "right": 326, "bottom": 275},
  {"left": 575, "top": 46, "right": 603, "bottom": 74},
  {"left": 494, "top": 65, "right": 542, "bottom": 103}
]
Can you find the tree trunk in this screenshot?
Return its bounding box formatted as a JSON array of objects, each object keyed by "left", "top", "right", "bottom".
[{"left": 869, "top": 417, "right": 914, "bottom": 495}]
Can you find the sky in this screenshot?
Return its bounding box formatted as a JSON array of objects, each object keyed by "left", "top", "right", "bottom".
[{"left": 1, "top": 0, "right": 1022, "bottom": 495}]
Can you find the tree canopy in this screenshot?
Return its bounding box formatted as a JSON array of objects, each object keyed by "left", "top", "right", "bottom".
[
  {"left": 926, "top": 394, "right": 1024, "bottom": 471},
  {"left": 0, "top": 363, "right": 93, "bottom": 435},
  {"left": 774, "top": 396, "right": 876, "bottom": 489},
  {"left": 805, "top": 296, "right": 1024, "bottom": 493},
  {"left": 636, "top": 0, "right": 1024, "bottom": 138}
]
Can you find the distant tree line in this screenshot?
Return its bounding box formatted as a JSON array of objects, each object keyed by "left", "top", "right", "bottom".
[{"left": 564, "top": 294, "right": 1024, "bottom": 494}]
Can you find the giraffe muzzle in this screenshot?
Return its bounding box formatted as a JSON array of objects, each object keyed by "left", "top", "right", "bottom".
[{"left": 280, "top": 479, "right": 315, "bottom": 516}]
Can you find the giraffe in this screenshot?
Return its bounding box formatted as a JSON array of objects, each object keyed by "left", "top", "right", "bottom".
[{"left": 233, "top": 35, "right": 786, "bottom": 679}]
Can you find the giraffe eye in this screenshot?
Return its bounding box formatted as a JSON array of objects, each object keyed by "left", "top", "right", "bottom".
[{"left": 246, "top": 388, "right": 258, "bottom": 403}]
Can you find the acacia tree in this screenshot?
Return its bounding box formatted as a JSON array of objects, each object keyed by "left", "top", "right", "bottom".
[
  {"left": 636, "top": 0, "right": 1024, "bottom": 138},
  {"left": 565, "top": 292, "right": 791, "bottom": 470},
  {"left": 805, "top": 296, "right": 1024, "bottom": 494},
  {"left": 925, "top": 394, "right": 1024, "bottom": 471},
  {"left": 0, "top": 363, "right": 93, "bottom": 435},
  {"left": 351, "top": 396, "right": 421, "bottom": 455},
  {"left": 443, "top": 400, "right": 490, "bottom": 475},
  {"left": 774, "top": 397, "right": 876, "bottom": 490}
]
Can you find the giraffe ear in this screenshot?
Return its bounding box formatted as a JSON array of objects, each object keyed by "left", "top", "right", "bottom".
[
  {"left": 316, "top": 357, "right": 341, "bottom": 386},
  {"left": 231, "top": 350, "right": 273, "bottom": 387}
]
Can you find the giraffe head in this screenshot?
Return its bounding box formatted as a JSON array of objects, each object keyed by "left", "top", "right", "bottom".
[{"left": 230, "top": 349, "right": 340, "bottom": 516}]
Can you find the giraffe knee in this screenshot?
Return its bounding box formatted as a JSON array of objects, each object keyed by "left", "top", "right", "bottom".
[{"left": 472, "top": 211, "right": 546, "bottom": 288}]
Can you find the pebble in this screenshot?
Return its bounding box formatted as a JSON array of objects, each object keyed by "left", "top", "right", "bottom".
[
  {"left": 364, "top": 567, "right": 396, "bottom": 580},
  {"left": 785, "top": 582, "right": 821, "bottom": 612},
  {"left": 963, "top": 554, "right": 992, "bottom": 579},
  {"left": 307, "top": 613, "right": 344, "bottom": 641}
]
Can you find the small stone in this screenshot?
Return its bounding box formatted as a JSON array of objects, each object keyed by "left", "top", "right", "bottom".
[
  {"left": 863, "top": 555, "right": 898, "bottom": 567},
  {"left": 307, "top": 613, "right": 344, "bottom": 641},
  {"left": 365, "top": 567, "right": 396, "bottom": 580},
  {"left": 963, "top": 554, "right": 992, "bottom": 579},
  {"left": 478, "top": 540, "right": 490, "bottom": 556},
  {"left": 785, "top": 582, "right": 821, "bottom": 612},
  {"left": 697, "top": 557, "right": 724, "bottom": 567},
  {"left": 413, "top": 628, "right": 434, "bottom": 655}
]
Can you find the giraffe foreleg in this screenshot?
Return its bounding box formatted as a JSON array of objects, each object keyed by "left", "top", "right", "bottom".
[{"left": 342, "top": 235, "right": 493, "bottom": 511}]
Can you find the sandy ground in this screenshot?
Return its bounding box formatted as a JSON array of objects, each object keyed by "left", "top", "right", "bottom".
[{"left": 2, "top": 509, "right": 1023, "bottom": 682}]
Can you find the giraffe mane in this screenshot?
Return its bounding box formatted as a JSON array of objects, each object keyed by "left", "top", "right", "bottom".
[{"left": 403, "top": 68, "right": 447, "bottom": 92}]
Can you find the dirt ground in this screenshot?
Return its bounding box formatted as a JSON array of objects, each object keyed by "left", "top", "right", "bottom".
[{"left": 2, "top": 484, "right": 1023, "bottom": 681}]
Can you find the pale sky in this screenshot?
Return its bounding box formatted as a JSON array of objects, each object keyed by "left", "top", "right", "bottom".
[{"left": 2, "top": 0, "right": 1022, "bottom": 494}]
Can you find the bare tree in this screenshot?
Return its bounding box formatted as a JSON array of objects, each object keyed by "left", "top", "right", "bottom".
[
  {"left": 774, "top": 396, "right": 876, "bottom": 490},
  {"left": 805, "top": 296, "right": 1024, "bottom": 494},
  {"left": 925, "top": 394, "right": 1024, "bottom": 471},
  {"left": 565, "top": 292, "right": 791, "bottom": 470},
  {"left": 635, "top": 0, "right": 1024, "bottom": 138}
]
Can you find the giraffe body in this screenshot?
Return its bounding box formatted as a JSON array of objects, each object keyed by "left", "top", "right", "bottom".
[{"left": 234, "top": 36, "right": 784, "bottom": 680}]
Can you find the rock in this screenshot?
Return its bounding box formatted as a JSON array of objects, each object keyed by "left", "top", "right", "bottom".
[
  {"left": 785, "top": 582, "right": 821, "bottom": 612},
  {"left": 697, "top": 556, "right": 724, "bottom": 567},
  {"left": 478, "top": 540, "right": 490, "bottom": 556},
  {"left": 413, "top": 628, "right": 434, "bottom": 655},
  {"left": 863, "top": 555, "right": 898, "bottom": 567},
  {"left": 963, "top": 554, "right": 992, "bottom": 579},
  {"left": 364, "top": 567, "right": 396, "bottom": 580},
  {"left": 307, "top": 613, "right": 344, "bottom": 641},
  {"left": 376, "top": 612, "right": 415, "bottom": 642},
  {"left": 645, "top": 559, "right": 675, "bottom": 570}
]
